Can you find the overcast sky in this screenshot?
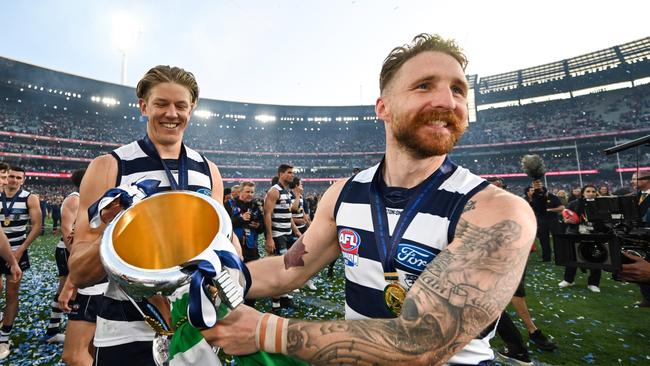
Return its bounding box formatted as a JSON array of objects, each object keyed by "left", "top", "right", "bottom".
[{"left": 1, "top": 0, "right": 648, "bottom": 106}]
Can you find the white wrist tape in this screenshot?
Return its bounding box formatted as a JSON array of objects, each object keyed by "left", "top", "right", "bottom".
[{"left": 255, "top": 313, "right": 288, "bottom": 354}]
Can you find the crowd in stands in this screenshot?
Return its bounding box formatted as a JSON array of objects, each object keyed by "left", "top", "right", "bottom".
[
  {"left": 2, "top": 83, "right": 649, "bottom": 155},
  {"left": 1, "top": 75, "right": 649, "bottom": 195},
  {"left": 3, "top": 136, "right": 647, "bottom": 179},
  {"left": 463, "top": 84, "right": 650, "bottom": 145}
]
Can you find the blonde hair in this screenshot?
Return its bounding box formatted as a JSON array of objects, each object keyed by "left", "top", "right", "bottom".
[
  {"left": 241, "top": 181, "right": 255, "bottom": 189},
  {"left": 136, "top": 65, "right": 199, "bottom": 104}
]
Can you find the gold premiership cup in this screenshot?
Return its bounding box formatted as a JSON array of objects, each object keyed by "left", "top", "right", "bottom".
[{"left": 100, "top": 191, "right": 233, "bottom": 299}]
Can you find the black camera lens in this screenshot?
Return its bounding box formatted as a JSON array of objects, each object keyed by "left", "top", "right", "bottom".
[{"left": 579, "top": 242, "right": 609, "bottom": 263}]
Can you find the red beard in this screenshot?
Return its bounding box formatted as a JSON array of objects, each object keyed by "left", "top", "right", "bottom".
[{"left": 392, "top": 110, "right": 467, "bottom": 158}]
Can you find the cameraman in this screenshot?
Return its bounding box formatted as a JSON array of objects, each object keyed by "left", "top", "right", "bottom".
[
  {"left": 225, "top": 181, "right": 264, "bottom": 306},
  {"left": 620, "top": 253, "right": 650, "bottom": 284},
  {"left": 558, "top": 185, "right": 602, "bottom": 292},
  {"left": 631, "top": 171, "right": 650, "bottom": 226},
  {"left": 525, "top": 179, "right": 564, "bottom": 262},
  {"left": 620, "top": 171, "right": 650, "bottom": 307}
]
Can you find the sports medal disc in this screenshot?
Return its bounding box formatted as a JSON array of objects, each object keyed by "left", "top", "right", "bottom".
[
  {"left": 383, "top": 282, "right": 407, "bottom": 316},
  {"left": 152, "top": 333, "right": 171, "bottom": 366}
]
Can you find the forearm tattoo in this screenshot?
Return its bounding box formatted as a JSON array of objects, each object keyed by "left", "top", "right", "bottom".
[
  {"left": 286, "top": 216, "right": 527, "bottom": 365},
  {"left": 284, "top": 235, "right": 309, "bottom": 269}
]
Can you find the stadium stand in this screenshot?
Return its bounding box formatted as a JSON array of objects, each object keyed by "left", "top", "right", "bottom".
[{"left": 1, "top": 37, "right": 649, "bottom": 196}]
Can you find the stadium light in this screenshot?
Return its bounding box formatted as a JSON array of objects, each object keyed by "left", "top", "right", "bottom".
[
  {"left": 101, "top": 97, "right": 118, "bottom": 106},
  {"left": 254, "top": 114, "right": 276, "bottom": 123},
  {"left": 194, "top": 110, "right": 215, "bottom": 119},
  {"left": 111, "top": 11, "right": 142, "bottom": 85}
]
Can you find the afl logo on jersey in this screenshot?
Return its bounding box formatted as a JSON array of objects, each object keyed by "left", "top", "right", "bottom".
[{"left": 338, "top": 228, "right": 361, "bottom": 267}]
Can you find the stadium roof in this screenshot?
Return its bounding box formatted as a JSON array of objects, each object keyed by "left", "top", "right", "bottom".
[
  {"left": 2, "top": 37, "right": 649, "bottom": 113},
  {"left": 476, "top": 37, "right": 650, "bottom": 104}
]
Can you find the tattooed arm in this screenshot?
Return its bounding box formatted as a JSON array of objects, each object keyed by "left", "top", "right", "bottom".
[
  {"left": 245, "top": 179, "right": 347, "bottom": 298},
  {"left": 204, "top": 185, "right": 535, "bottom": 365},
  {"left": 285, "top": 186, "right": 535, "bottom": 365}
]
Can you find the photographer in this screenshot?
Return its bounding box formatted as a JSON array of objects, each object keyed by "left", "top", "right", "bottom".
[
  {"left": 227, "top": 181, "right": 263, "bottom": 263},
  {"left": 525, "top": 179, "right": 564, "bottom": 262},
  {"left": 225, "top": 181, "right": 264, "bottom": 306},
  {"left": 558, "top": 185, "right": 602, "bottom": 292}
]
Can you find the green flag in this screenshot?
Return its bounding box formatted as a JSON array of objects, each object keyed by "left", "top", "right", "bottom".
[{"left": 168, "top": 289, "right": 308, "bottom": 366}]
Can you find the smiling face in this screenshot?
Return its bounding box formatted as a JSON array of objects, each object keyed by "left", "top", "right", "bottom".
[
  {"left": 139, "top": 82, "right": 194, "bottom": 150},
  {"left": 376, "top": 51, "right": 468, "bottom": 158}
]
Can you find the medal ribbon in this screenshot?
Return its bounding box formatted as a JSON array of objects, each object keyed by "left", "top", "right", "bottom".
[
  {"left": 87, "top": 179, "right": 160, "bottom": 228},
  {"left": 1, "top": 188, "right": 23, "bottom": 224},
  {"left": 369, "top": 158, "right": 454, "bottom": 275},
  {"left": 186, "top": 250, "right": 251, "bottom": 329},
  {"left": 142, "top": 135, "right": 189, "bottom": 191}
]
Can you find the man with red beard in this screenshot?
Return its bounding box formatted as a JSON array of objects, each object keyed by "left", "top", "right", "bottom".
[{"left": 203, "top": 33, "right": 535, "bottom": 366}]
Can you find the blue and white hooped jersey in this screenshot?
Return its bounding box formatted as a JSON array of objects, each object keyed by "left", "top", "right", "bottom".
[
  {"left": 94, "top": 138, "right": 213, "bottom": 348},
  {"left": 334, "top": 160, "right": 496, "bottom": 365},
  {"left": 270, "top": 184, "right": 292, "bottom": 237},
  {"left": 0, "top": 189, "right": 32, "bottom": 248},
  {"left": 290, "top": 191, "right": 307, "bottom": 229},
  {"left": 111, "top": 139, "right": 213, "bottom": 193}
]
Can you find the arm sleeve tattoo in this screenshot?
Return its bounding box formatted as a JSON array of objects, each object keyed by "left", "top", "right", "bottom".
[{"left": 285, "top": 217, "right": 528, "bottom": 366}]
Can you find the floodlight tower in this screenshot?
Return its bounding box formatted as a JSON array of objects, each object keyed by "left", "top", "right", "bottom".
[{"left": 112, "top": 12, "right": 142, "bottom": 85}]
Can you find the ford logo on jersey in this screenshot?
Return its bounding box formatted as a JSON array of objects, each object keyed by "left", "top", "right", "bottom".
[
  {"left": 395, "top": 243, "right": 437, "bottom": 273},
  {"left": 338, "top": 228, "right": 361, "bottom": 267}
]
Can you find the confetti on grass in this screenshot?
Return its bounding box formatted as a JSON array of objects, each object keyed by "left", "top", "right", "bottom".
[{"left": 5, "top": 235, "right": 650, "bottom": 365}]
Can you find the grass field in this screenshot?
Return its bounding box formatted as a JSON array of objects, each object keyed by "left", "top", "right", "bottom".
[{"left": 2, "top": 229, "right": 649, "bottom": 365}]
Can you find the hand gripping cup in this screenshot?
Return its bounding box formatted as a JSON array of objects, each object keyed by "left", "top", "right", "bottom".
[{"left": 99, "top": 190, "right": 246, "bottom": 365}]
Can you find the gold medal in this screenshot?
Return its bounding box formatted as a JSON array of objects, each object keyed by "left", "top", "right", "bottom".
[
  {"left": 3, "top": 218, "right": 9, "bottom": 227},
  {"left": 383, "top": 272, "right": 406, "bottom": 316}
]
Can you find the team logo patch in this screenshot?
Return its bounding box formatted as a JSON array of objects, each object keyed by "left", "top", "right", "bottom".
[
  {"left": 404, "top": 274, "right": 419, "bottom": 288},
  {"left": 395, "top": 243, "right": 437, "bottom": 273},
  {"left": 196, "top": 188, "right": 212, "bottom": 196},
  {"left": 338, "top": 228, "right": 361, "bottom": 267}
]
